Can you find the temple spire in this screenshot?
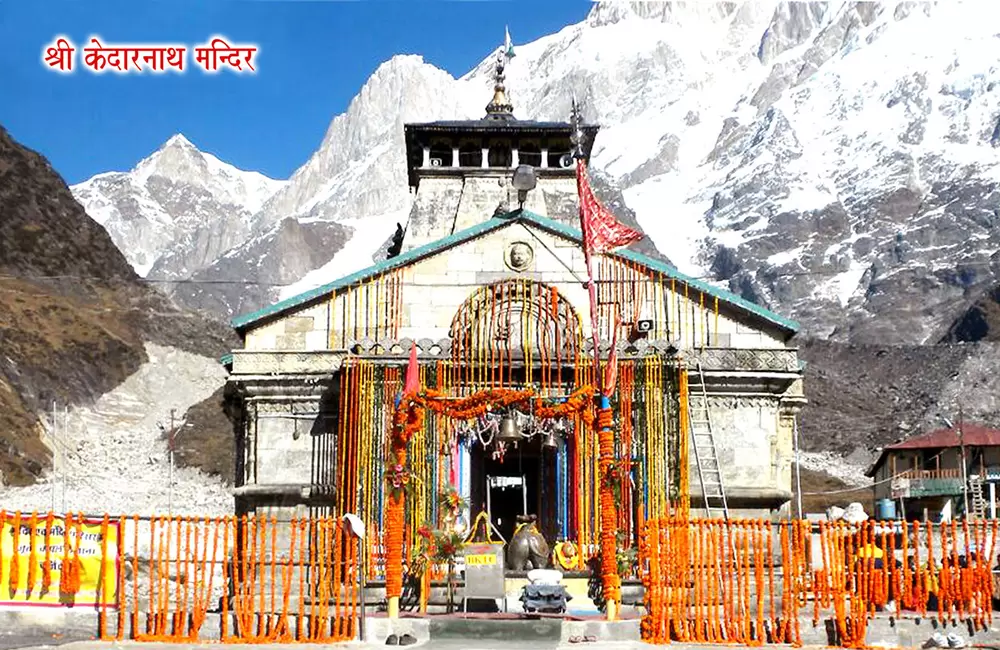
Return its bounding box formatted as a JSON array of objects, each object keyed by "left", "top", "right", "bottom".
[{"left": 484, "top": 28, "right": 516, "bottom": 121}]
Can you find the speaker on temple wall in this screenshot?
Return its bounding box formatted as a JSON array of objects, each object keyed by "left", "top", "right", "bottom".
[{"left": 558, "top": 154, "right": 574, "bottom": 168}]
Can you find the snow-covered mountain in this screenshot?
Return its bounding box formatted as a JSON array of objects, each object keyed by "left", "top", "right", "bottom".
[
  {"left": 74, "top": 1, "right": 1000, "bottom": 345},
  {"left": 71, "top": 134, "right": 284, "bottom": 277}
]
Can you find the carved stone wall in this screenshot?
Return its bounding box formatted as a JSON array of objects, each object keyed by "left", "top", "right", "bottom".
[
  {"left": 231, "top": 350, "right": 344, "bottom": 375},
  {"left": 342, "top": 336, "right": 800, "bottom": 373},
  {"left": 697, "top": 395, "right": 787, "bottom": 495}
]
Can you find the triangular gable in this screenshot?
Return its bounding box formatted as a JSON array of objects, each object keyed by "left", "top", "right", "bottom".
[{"left": 230, "top": 209, "right": 801, "bottom": 336}]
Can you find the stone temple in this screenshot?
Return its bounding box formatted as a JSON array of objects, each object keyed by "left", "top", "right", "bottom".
[{"left": 220, "top": 50, "right": 806, "bottom": 593}]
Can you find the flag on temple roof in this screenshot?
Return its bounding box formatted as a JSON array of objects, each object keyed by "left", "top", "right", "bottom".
[
  {"left": 505, "top": 26, "right": 515, "bottom": 58},
  {"left": 576, "top": 160, "right": 643, "bottom": 257}
]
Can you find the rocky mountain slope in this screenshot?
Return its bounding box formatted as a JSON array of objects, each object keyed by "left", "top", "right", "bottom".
[
  {"left": 71, "top": 134, "right": 284, "bottom": 278},
  {"left": 0, "top": 125, "right": 235, "bottom": 489}
]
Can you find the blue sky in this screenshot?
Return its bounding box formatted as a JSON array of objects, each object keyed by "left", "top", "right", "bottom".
[{"left": 0, "top": 1, "right": 591, "bottom": 185}]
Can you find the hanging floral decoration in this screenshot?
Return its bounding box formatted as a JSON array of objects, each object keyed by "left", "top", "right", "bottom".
[
  {"left": 384, "top": 384, "right": 597, "bottom": 601},
  {"left": 596, "top": 403, "right": 621, "bottom": 604},
  {"left": 438, "top": 486, "right": 468, "bottom": 517},
  {"left": 384, "top": 463, "right": 419, "bottom": 499}
]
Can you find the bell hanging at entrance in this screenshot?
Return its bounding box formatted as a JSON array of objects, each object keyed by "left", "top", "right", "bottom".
[
  {"left": 498, "top": 415, "right": 520, "bottom": 442},
  {"left": 542, "top": 431, "right": 559, "bottom": 449}
]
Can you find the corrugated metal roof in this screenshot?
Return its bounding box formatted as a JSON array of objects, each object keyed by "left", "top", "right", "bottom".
[
  {"left": 886, "top": 423, "right": 1000, "bottom": 450},
  {"left": 229, "top": 209, "right": 801, "bottom": 336},
  {"left": 866, "top": 422, "right": 1000, "bottom": 477}
]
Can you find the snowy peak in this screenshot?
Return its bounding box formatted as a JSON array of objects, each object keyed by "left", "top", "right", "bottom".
[
  {"left": 132, "top": 133, "right": 283, "bottom": 214},
  {"left": 253, "top": 54, "right": 480, "bottom": 229},
  {"left": 71, "top": 135, "right": 285, "bottom": 277}
]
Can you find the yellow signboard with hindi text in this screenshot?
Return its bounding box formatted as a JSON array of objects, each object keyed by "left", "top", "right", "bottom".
[{"left": 0, "top": 514, "right": 120, "bottom": 607}]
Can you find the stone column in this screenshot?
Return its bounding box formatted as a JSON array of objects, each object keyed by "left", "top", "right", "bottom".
[
  {"left": 452, "top": 147, "right": 459, "bottom": 167},
  {"left": 511, "top": 148, "right": 519, "bottom": 167},
  {"left": 244, "top": 402, "right": 258, "bottom": 485},
  {"left": 422, "top": 146, "right": 430, "bottom": 168},
  {"left": 481, "top": 147, "right": 489, "bottom": 168},
  {"left": 541, "top": 149, "right": 549, "bottom": 168}
]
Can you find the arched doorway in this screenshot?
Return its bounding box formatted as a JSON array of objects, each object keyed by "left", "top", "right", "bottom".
[
  {"left": 449, "top": 279, "right": 582, "bottom": 366},
  {"left": 448, "top": 280, "right": 584, "bottom": 544}
]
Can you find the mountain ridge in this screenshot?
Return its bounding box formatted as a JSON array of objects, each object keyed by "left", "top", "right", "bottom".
[{"left": 0, "top": 125, "right": 235, "bottom": 487}]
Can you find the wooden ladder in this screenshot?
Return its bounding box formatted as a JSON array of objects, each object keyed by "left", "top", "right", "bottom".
[
  {"left": 689, "top": 361, "right": 730, "bottom": 520},
  {"left": 969, "top": 477, "right": 988, "bottom": 520}
]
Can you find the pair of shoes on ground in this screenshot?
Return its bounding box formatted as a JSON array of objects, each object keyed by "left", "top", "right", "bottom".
[
  {"left": 385, "top": 633, "right": 417, "bottom": 645},
  {"left": 568, "top": 635, "right": 597, "bottom": 643},
  {"left": 925, "top": 632, "right": 966, "bottom": 648}
]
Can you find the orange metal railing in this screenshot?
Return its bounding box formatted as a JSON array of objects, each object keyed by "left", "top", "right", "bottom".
[
  {"left": 640, "top": 518, "right": 999, "bottom": 648},
  {"left": 0, "top": 511, "right": 360, "bottom": 643}
]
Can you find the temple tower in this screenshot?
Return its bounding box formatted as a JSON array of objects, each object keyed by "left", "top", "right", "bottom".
[{"left": 400, "top": 48, "right": 599, "bottom": 252}]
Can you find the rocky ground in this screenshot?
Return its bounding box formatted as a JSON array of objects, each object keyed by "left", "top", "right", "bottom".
[
  {"left": 0, "top": 344, "right": 231, "bottom": 517},
  {"left": 0, "top": 127, "right": 235, "bottom": 488}
]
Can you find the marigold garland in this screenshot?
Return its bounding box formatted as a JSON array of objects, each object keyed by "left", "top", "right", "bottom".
[
  {"left": 26, "top": 512, "right": 38, "bottom": 592},
  {"left": 385, "top": 384, "right": 597, "bottom": 600},
  {"left": 9, "top": 511, "right": 21, "bottom": 593},
  {"left": 41, "top": 513, "right": 53, "bottom": 593},
  {"left": 596, "top": 405, "right": 621, "bottom": 605}
]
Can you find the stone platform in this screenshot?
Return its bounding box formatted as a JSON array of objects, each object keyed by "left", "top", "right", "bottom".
[{"left": 3, "top": 606, "right": 1000, "bottom": 648}]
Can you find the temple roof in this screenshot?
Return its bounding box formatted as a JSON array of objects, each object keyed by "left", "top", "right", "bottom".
[
  {"left": 405, "top": 120, "right": 593, "bottom": 132},
  {"left": 230, "top": 209, "right": 801, "bottom": 337}
]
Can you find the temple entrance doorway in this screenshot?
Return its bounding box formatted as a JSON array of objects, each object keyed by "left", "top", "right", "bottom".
[{"left": 469, "top": 434, "right": 559, "bottom": 550}]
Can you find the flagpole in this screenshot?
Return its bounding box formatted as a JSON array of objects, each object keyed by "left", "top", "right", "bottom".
[{"left": 571, "top": 99, "right": 644, "bottom": 623}]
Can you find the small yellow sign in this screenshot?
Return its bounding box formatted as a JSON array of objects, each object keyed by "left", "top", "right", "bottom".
[
  {"left": 0, "top": 515, "right": 120, "bottom": 607},
  {"left": 465, "top": 553, "right": 496, "bottom": 566}
]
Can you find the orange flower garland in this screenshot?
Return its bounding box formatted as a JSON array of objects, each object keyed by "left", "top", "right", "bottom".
[
  {"left": 9, "top": 511, "right": 21, "bottom": 593},
  {"left": 26, "top": 513, "right": 38, "bottom": 592},
  {"left": 596, "top": 404, "right": 621, "bottom": 605},
  {"left": 42, "top": 513, "right": 53, "bottom": 592},
  {"left": 384, "top": 384, "right": 596, "bottom": 601}
]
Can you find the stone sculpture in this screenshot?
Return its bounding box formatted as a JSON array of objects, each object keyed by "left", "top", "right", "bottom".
[{"left": 506, "top": 514, "right": 549, "bottom": 570}]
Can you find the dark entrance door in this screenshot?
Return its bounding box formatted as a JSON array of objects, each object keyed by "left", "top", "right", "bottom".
[{"left": 470, "top": 435, "right": 559, "bottom": 547}]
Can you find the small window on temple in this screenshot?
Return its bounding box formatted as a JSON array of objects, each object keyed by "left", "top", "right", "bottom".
[
  {"left": 429, "top": 141, "right": 452, "bottom": 167},
  {"left": 458, "top": 142, "right": 480, "bottom": 167},
  {"left": 519, "top": 141, "right": 542, "bottom": 167},
  {"left": 488, "top": 139, "right": 512, "bottom": 167}
]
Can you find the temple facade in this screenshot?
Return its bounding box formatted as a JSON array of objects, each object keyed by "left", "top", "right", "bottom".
[{"left": 221, "top": 53, "right": 806, "bottom": 584}]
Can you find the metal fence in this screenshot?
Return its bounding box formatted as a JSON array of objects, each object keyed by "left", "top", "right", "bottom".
[
  {"left": 0, "top": 511, "right": 361, "bottom": 643},
  {"left": 639, "top": 518, "right": 1000, "bottom": 648}
]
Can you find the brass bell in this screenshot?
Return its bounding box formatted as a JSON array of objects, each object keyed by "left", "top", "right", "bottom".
[
  {"left": 542, "top": 431, "right": 559, "bottom": 449},
  {"left": 498, "top": 415, "right": 520, "bottom": 442}
]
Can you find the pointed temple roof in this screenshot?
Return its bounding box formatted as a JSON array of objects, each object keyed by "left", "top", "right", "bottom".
[{"left": 230, "top": 209, "right": 801, "bottom": 337}]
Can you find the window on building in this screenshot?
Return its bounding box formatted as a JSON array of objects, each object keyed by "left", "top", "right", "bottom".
[
  {"left": 488, "top": 139, "right": 512, "bottom": 168},
  {"left": 458, "top": 142, "right": 481, "bottom": 167},
  {"left": 428, "top": 141, "right": 452, "bottom": 167},
  {"left": 519, "top": 141, "right": 542, "bottom": 167}
]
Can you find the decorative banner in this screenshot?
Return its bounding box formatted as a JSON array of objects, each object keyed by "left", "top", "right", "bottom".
[{"left": 0, "top": 515, "right": 120, "bottom": 607}]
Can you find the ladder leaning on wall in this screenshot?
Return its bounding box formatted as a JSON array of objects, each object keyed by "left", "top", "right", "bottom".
[{"left": 689, "top": 361, "right": 730, "bottom": 520}]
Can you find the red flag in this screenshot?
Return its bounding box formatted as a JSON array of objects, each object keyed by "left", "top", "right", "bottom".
[
  {"left": 577, "top": 159, "right": 642, "bottom": 394},
  {"left": 403, "top": 342, "right": 420, "bottom": 396},
  {"left": 577, "top": 160, "right": 643, "bottom": 257}
]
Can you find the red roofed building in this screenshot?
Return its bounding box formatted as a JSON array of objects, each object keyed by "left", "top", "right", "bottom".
[{"left": 867, "top": 423, "right": 1000, "bottom": 521}]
